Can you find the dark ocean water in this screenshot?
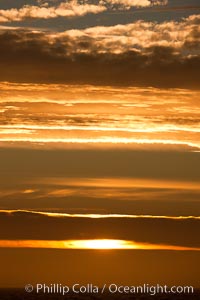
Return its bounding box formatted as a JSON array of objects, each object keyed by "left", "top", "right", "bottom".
[{"left": 0, "top": 289, "right": 199, "bottom": 300}]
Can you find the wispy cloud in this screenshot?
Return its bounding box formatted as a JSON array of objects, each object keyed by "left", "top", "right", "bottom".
[{"left": 1, "top": 209, "right": 200, "bottom": 220}]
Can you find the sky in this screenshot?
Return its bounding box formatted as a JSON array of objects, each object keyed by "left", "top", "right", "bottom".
[{"left": 0, "top": 0, "right": 200, "bottom": 291}]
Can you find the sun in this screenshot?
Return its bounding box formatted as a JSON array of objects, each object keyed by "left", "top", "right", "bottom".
[{"left": 66, "top": 239, "right": 136, "bottom": 249}]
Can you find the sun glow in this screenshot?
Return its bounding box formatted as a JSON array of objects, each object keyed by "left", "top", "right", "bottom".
[
  {"left": 0, "top": 239, "right": 200, "bottom": 251},
  {"left": 67, "top": 239, "right": 134, "bottom": 249}
]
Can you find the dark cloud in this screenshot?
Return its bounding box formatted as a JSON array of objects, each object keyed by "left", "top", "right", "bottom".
[
  {"left": 0, "top": 148, "right": 200, "bottom": 181},
  {"left": 0, "top": 30, "right": 200, "bottom": 88},
  {"left": 0, "top": 211, "right": 200, "bottom": 248}
]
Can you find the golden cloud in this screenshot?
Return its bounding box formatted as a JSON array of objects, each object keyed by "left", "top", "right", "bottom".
[
  {"left": 0, "top": 1, "right": 106, "bottom": 22},
  {"left": 0, "top": 0, "right": 169, "bottom": 23}
]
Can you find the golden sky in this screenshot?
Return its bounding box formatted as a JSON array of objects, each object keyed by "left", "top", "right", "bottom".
[{"left": 0, "top": 0, "right": 200, "bottom": 290}]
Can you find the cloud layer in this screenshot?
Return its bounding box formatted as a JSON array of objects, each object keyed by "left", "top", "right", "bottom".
[
  {"left": 0, "top": 0, "right": 168, "bottom": 22},
  {"left": 0, "top": 15, "right": 199, "bottom": 87},
  {"left": 0, "top": 210, "right": 199, "bottom": 248},
  {"left": 0, "top": 148, "right": 199, "bottom": 216}
]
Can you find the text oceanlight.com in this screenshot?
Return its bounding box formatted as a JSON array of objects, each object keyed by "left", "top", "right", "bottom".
[{"left": 25, "top": 283, "right": 194, "bottom": 296}]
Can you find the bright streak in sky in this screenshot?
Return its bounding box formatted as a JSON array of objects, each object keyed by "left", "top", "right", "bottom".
[{"left": 0, "top": 239, "right": 200, "bottom": 251}]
